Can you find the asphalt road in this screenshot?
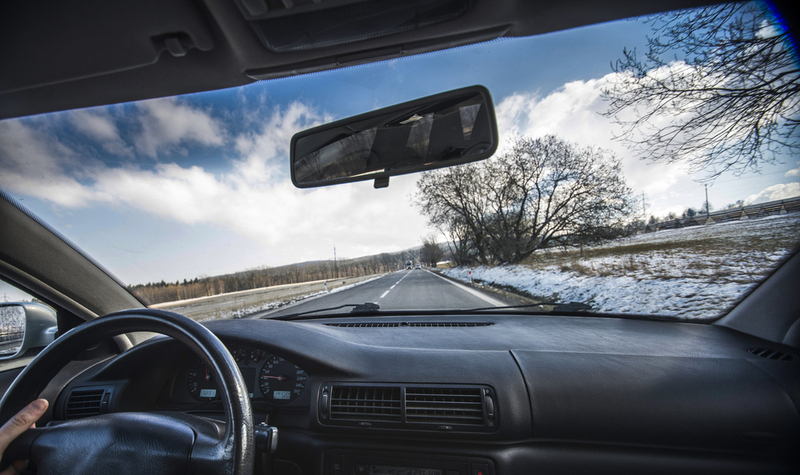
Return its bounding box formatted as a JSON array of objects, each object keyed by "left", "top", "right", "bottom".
[{"left": 256, "top": 269, "right": 517, "bottom": 318}]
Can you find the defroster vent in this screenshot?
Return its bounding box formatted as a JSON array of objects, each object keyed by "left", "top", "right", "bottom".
[
  {"left": 324, "top": 322, "right": 494, "bottom": 328},
  {"left": 748, "top": 348, "right": 794, "bottom": 361}
]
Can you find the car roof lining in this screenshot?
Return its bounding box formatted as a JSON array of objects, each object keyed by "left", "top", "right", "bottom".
[{"left": 0, "top": 0, "right": 730, "bottom": 120}]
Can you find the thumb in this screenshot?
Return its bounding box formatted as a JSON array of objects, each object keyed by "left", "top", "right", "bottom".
[{"left": 0, "top": 399, "right": 48, "bottom": 454}]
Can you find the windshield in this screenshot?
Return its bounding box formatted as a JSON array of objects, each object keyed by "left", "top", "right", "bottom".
[{"left": 1, "top": 1, "right": 798, "bottom": 322}]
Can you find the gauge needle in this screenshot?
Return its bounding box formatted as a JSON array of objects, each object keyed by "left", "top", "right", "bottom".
[
  {"left": 262, "top": 375, "right": 288, "bottom": 381},
  {"left": 205, "top": 366, "right": 210, "bottom": 382}
]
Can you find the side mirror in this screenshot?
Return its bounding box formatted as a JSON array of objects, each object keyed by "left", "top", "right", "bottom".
[
  {"left": 0, "top": 302, "right": 57, "bottom": 360},
  {"left": 291, "top": 85, "right": 498, "bottom": 188}
]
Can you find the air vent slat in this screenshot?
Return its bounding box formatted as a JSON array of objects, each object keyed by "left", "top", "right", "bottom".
[
  {"left": 405, "top": 405, "right": 484, "bottom": 413},
  {"left": 407, "top": 414, "right": 484, "bottom": 421}
]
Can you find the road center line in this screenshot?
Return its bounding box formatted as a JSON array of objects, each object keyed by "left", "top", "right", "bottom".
[
  {"left": 425, "top": 270, "right": 505, "bottom": 307},
  {"left": 380, "top": 291, "right": 390, "bottom": 298},
  {"left": 390, "top": 285, "right": 396, "bottom": 289}
]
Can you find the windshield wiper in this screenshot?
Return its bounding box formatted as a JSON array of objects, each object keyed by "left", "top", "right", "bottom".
[
  {"left": 266, "top": 301, "right": 592, "bottom": 321},
  {"left": 264, "top": 301, "right": 679, "bottom": 323},
  {"left": 268, "top": 302, "right": 381, "bottom": 321}
]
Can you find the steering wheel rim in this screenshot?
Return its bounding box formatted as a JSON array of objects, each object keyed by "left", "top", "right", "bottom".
[{"left": 0, "top": 309, "right": 254, "bottom": 475}]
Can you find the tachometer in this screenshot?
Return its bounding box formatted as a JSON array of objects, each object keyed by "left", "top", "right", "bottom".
[
  {"left": 259, "top": 355, "right": 307, "bottom": 403},
  {"left": 187, "top": 360, "right": 218, "bottom": 401}
]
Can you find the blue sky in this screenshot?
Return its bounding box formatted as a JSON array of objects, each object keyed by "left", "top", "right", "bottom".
[{"left": 1, "top": 8, "right": 799, "bottom": 292}]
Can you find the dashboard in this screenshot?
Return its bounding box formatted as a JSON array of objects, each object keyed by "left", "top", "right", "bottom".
[{"left": 37, "top": 314, "right": 800, "bottom": 474}]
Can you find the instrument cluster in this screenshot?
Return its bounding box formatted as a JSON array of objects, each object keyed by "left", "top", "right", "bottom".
[{"left": 186, "top": 345, "right": 308, "bottom": 404}]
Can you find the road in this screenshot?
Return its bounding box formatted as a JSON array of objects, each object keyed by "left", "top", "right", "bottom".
[{"left": 255, "top": 268, "right": 517, "bottom": 318}]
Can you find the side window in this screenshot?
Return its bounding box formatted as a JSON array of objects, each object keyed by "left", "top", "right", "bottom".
[{"left": 0, "top": 279, "right": 57, "bottom": 361}]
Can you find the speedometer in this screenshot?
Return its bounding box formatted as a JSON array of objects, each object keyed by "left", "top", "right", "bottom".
[
  {"left": 187, "top": 360, "right": 218, "bottom": 401},
  {"left": 259, "top": 355, "right": 307, "bottom": 403}
]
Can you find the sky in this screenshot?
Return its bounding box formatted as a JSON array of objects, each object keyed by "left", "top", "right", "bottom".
[{"left": 1, "top": 7, "right": 799, "bottom": 291}]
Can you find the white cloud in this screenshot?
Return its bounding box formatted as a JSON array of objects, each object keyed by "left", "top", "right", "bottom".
[
  {"left": 744, "top": 183, "right": 800, "bottom": 205},
  {"left": 133, "top": 98, "right": 224, "bottom": 157},
  {"left": 68, "top": 109, "right": 133, "bottom": 157},
  {"left": 0, "top": 121, "right": 100, "bottom": 207},
  {"left": 785, "top": 162, "right": 800, "bottom": 177},
  {"left": 232, "top": 102, "right": 329, "bottom": 183},
  {"left": 0, "top": 107, "right": 428, "bottom": 267}
]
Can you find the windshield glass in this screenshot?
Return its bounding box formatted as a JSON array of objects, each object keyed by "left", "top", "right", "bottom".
[{"left": 1, "top": 1, "right": 798, "bottom": 322}]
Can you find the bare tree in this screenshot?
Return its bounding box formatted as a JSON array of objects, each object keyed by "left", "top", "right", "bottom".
[
  {"left": 415, "top": 135, "right": 635, "bottom": 265},
  {"left": 602, "top": 3, "right": 799, "bottom": 179},
  {"left": 420, "top": 236, "right": 445, "bottom": 267}
]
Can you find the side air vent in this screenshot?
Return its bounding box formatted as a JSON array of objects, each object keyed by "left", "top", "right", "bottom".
[
  {"left": 748, "top": 348, "right": 794, "bottom": 361},
  {"left": 405, "top": 387, "right": 484, "bottom": 426},
  {"left": 329, "top": 386, "right": 402, "bottom": 422},
  {"left": 324, "top": 322, "right": 494, "bottom": 328},
  {"left": 320, "top": 383, "right": 497, "bottom": 432},
  {"left": 64, "top": 387, "right": 113, "bottom": 420}
]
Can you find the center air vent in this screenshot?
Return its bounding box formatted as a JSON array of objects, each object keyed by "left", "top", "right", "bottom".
[
  {"left": 405, "top": 387, "right": 484, "bottom": 426},
  {"left": 320, "top": 383, "right": 496, "bottom": 432},
  {"left": 324, "top": 322, "right": 493, "bottom": 328},
  {"left": 64, "top": 387, "right": 113, "bottom": 420},
  {"left": 330, "top": 386, "right": 401, "bottom": 422}
]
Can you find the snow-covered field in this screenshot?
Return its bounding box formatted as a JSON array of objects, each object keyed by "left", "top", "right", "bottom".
[{"left": 441, "top": 214, "right": 800, "bottom": 319}]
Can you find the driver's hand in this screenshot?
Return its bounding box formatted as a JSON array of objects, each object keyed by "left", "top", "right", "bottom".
[{"left": 0, "top": 399, "right": 48, "bottom": 475}]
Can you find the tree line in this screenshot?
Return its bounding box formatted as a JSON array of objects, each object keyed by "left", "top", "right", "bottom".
[{"left": 129, "top": 251, "right": 415, "bottom": 305}]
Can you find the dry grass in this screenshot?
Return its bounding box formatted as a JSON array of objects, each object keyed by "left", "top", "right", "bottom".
[{"left": 520, "top": 216, "right": 799, "bottom": 283}]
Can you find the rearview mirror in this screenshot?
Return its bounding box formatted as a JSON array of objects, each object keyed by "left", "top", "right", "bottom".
[{"left": 291, "top": 85, "right": 498, "bottom": 188}]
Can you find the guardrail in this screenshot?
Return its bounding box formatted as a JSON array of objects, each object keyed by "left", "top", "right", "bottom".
[
  {"left": 639, "top": 196, "right": 800, "bottom": 233},
  {"left": 150, "top": 273, "right": 384, "bottom": 321}
]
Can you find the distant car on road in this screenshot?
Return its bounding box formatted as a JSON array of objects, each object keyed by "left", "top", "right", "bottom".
[
  {"left": 414, "top": 264, "right": 421, "bottom": 269},
  {"left": 405, "top": 261, "right": 413, "bottom": 269}
]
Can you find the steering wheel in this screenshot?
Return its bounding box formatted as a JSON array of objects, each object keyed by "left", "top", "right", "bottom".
[{"left": 0, "top": 309, "right": 254, "bottom": 475}]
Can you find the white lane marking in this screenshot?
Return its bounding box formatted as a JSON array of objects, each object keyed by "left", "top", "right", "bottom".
[
  {"left": 393, "top": 270, "right": 412, "bottom": 287},
  {"left": 390, "top": 285, "right": 396, "bottom": 289},
  {"left": 425, "top": 270, "right": 505, "bottom": 307},
  {"left": 380, "top": 291, "right": 390, "bottom": 298}
]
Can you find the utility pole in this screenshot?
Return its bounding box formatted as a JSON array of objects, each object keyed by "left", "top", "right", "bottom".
[
  {"left": 641, "top": 191, "right": 647, "bottom": 219},
  {"left": 333, "top": 245, "right": 339, "bottom": 279},
  {"left": 705, "top": 184, "right": 710, "bottom": 217}
]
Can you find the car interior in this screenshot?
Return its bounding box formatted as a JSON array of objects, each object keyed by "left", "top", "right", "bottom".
[{"left": 1, "top": 0, "right": 799, "bottom": 474}]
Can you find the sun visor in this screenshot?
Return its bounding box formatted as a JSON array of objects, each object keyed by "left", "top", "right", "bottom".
[{"left": 234, "top": 0, "right": 471, "bottom": 53}]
